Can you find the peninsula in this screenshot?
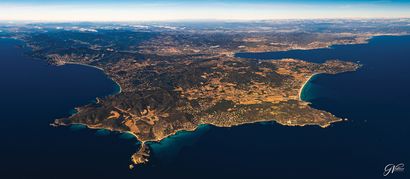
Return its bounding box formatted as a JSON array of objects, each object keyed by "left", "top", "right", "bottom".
[
  {"left": 6, "top": 21, "right": 376, "bottom": 168},
  {"left": 54, "top": 56, "right": 359, "bottom": 167}
]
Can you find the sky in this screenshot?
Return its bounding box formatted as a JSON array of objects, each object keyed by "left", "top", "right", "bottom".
[{"left": 1, "top": 0, "right": 410, "bottom": 21}]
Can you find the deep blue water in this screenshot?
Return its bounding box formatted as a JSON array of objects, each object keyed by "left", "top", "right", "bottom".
[
  {"left": 0, "top": 38, "right": 138, "bottom": 179},
  {"left": 1, "top": 36, "right": 409, "bottom": 179}
]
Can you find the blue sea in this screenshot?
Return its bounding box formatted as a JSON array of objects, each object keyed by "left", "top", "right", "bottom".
[{"left": 0, "top": 36, "right": 409, "bottom": 179}]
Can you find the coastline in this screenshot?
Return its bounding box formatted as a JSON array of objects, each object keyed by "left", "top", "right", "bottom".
[
  {"left": 63, "top": 62, "right": 122, "bottom": 94},
  {"left": 54, "top": 71, "right": 333, "bottom": 146},
  {"left": 55, "top": 122, "right": 142, "bottom": 142},
  {"left": 235, "top": 33, "right": 409, "bottom": 55},
  {"left": 112, "top": 80, "right": 122, "bottom": 94},
  {"left": 298, "top": 73, "right": 320, "bottom": 101},
  {"left": 42, "top": 33, "right": 368, "bottom": 166},
  {"left": 1, "top": 31, "right": 408, "bottom": 179}
]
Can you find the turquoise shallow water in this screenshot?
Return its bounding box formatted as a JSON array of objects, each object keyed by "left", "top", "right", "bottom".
[
  {"left": 148, "top": 124, "right": 210, "bottom": 163},
  {"left": 119, "top": 132, "right": 138, "bottom": 140},
  {"left": 300, "top": 74, "right": 321, "bottom": 102},
  {"left": 95, "top": 129, "right": 111, "bottom": 136},
  {"left": 69, "top": 124, "right": 87, "bottom": 131}
]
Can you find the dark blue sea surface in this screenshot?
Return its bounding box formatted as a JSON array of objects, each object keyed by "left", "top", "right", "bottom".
[
  {"left": 0, "top": 38, "right": 138, "bottom": 179},
  {"left": 0, "top": 36, "right": 409, "bottom": 179}
]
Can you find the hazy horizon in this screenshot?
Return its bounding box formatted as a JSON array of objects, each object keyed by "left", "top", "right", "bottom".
[{"left": 1, "top": 0, "right": 410, "bottom": 21}]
